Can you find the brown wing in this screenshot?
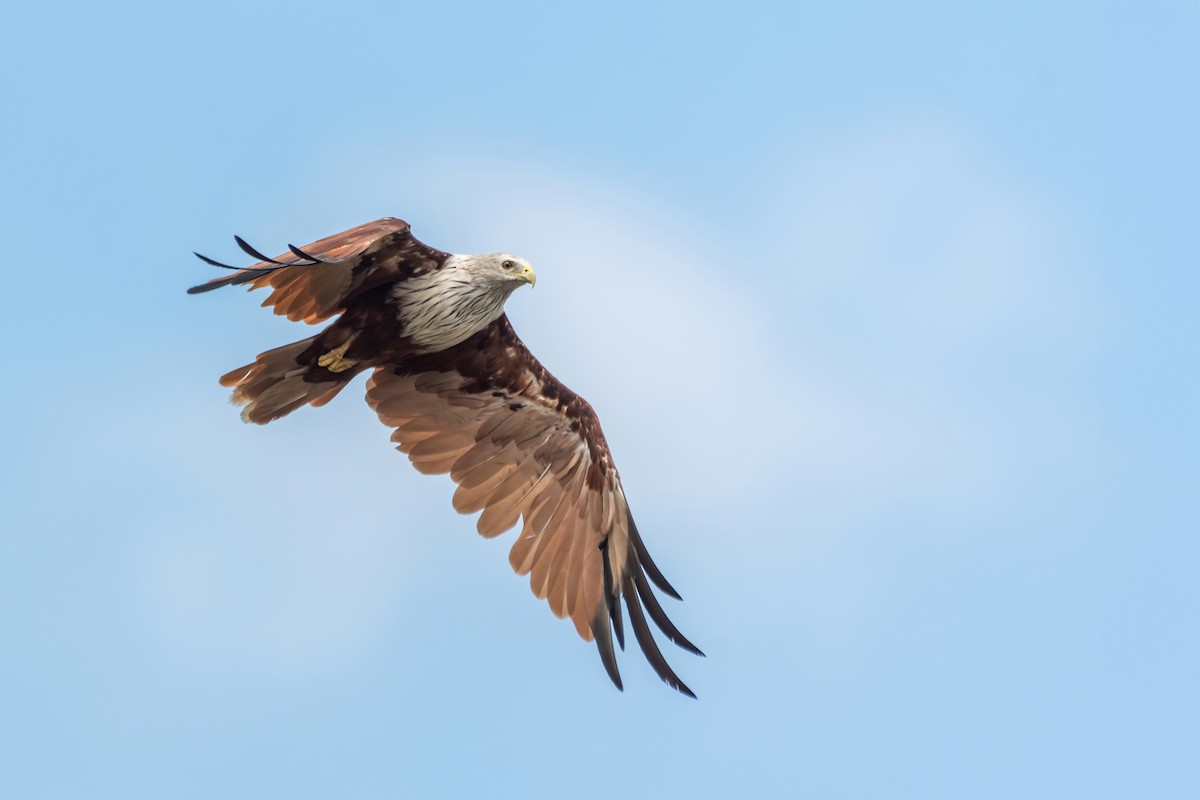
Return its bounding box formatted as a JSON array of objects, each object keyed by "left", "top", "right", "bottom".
[
  {"left": 188, "top": 217, "right": 448, "bottom": 323},
  {"left": 365, "top": 316, "right": 702, "bottom": 696}
]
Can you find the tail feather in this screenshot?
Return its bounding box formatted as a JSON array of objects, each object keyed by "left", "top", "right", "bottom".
[{"left": 220, "top": 335, "right": 365, "bottom": 424}]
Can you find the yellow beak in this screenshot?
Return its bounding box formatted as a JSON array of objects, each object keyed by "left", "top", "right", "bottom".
[{"left": 521, "top": 264, "right": 537, "bottom": 287}]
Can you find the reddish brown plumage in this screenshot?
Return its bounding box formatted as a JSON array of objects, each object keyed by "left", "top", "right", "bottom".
[{"left": 191, "top": 218, "right": 700, "bottom": 696}]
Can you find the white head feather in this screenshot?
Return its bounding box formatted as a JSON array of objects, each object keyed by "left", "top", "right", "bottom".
[{"left": 391, "top": 252, "right": 536, "bottom": 352}]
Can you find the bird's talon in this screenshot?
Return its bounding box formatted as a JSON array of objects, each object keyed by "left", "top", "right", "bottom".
[{"left": 318, "top": 342, "right": 357, "bottom": 372}]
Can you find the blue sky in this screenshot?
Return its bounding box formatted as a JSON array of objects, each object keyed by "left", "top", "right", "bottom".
[{"left": 1, "top": 1, "right": 1196, "bottom": 797}]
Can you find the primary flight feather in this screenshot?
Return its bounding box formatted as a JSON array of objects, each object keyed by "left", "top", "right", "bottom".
[{"left": 190, "top": 217, "right": 701, "bottom": 696}]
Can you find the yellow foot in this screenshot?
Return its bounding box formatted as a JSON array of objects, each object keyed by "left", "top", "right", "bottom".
[{"left": 317, "top": 341, "right": 358, "bottom": 373}]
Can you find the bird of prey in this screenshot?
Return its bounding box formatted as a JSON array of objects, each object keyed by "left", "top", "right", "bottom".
[{"left": 189, "top": 217, "right": 701, "bottom": 696}]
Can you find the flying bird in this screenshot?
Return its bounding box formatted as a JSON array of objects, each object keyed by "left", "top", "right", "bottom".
[{"left": 189, "top": 217, "right": 701, "bottom": 696}]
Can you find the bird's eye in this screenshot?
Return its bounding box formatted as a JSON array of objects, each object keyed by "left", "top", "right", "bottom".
[{"left": 502, "top": 260, "right": 514, "bottom": 270}]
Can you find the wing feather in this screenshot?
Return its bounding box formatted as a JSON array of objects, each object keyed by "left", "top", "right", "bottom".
[
  {"left": 363, "top": 315, "right": 698, "bottom": 695},
  {"left": 565, "top": 531, "right": 603, "bottom": 644},
  {"left": 452, "top": 461, "right": 519, "bottom": 514},
  {"left": 528, "top": 512, "right": 572, "bottom": 601},
  {"left": 480, "top": 463, "right": 546, "bottom": 538},
  {"left": 546, "top": 508, "right": 585, "bottom": 618},
  {"left": 563, "top": 505, "right": 591, "bottom": 623},
  {"left": 451, "top": 440, "right": 508, "bottom": 479},
  {"left": 189, "top": 218, "right": 448, "bottom": 323},
  {"left": 622, "top": 573, "right": 695, "bottom": 698}
]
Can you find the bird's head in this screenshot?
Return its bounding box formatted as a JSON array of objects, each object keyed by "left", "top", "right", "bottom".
[
  {"left": 489, "top": 253, "right": 536, "bottom": 288},
  {"left": 449, "top": 252, "right": 536, "bottom": 302}
]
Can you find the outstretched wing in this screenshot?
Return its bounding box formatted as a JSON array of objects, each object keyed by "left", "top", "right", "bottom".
[
  {"left": 366, "top": 316, "right": 702, "bottom": 696},
  {"left": 188, "top": 217, "right": 448, "bottom": 324}
]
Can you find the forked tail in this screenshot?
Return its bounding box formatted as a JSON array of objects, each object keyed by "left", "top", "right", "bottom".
[{"left": 219, "top": 333, "right": 368, "bottom": 424}]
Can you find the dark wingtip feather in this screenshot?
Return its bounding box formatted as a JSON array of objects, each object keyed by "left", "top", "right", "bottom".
[
  {"left": 632, "top": 568, "right": 704, "bottom": 657},
  {"left": 193, "top": 251, "right": 242, "bottom": 270},
  {"left": 288, "top": 244, "right": 325, "bottom": 263},
  {"left": 623, "top": 574, "right": 696, "bottom": 699},
  {"left": 234, "top": 235, "right": 311, "bottom": 267},
  {"left": 591, "top": 607, "right": 624, "bottom": 691},
  {"left": 628, "top": 513, "right": 682, "bottom": 600},
  {"left": 234, "top": 235, "right": 280, "bottom": 265},
  {"left": 612, "top": 592, "right": 625, "bottom": 651},
  {"left": 599, "top": 538, "right": 625, "bottom": 650}
]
